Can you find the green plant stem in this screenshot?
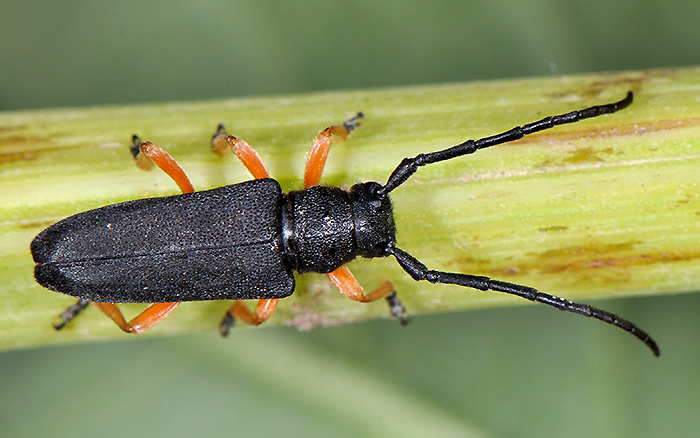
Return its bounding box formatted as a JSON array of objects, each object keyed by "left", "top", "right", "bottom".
[{"left": 2, "top": 67, "right": 700, "bottom": 350}]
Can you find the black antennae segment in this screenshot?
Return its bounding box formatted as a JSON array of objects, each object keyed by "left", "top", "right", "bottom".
[
  {"left": 380, "top": 92, "right": 633, "bottom": 194},
  {"left": 387, "top": 244, "right": 659, "bottom": 356}
]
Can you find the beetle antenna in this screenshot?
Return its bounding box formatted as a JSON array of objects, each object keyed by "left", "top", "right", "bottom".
[
  {"left": 379, "top": 92, "right": 633, "bottom": 194},
  {"left": 386, "top": 244, "right": 660, "bottom": 356}
]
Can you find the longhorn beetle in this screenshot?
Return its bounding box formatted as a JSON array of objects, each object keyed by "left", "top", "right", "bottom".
[{"left": 30, "top": 91, "right": 660, "bottom": 356}]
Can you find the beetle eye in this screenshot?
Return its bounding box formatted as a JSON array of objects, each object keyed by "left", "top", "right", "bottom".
[{"left": 367, "top": 182, "right": 384, "bottom": 201}]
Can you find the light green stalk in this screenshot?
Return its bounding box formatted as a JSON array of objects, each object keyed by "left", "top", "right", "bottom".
[{"left": 2, "top": 67, "right": 699, "bottom": 350}]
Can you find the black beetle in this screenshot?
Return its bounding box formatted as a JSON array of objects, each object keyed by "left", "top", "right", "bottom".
[{"left": 30, "top": 91, "right": 659, "bottom": 356}]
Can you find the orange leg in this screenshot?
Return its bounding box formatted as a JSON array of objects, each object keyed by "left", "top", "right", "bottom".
[
  {"left": 90, "top": 302, "right": 180, "bottom": 334},
  {"left": 211, "top": 124, "right": 271, "bottom": 179},
  {"left": 139, "top": 141, "right": 195, "bottom": 193},
  {"left": 210, "top": 124, "right": 280, "bottom": 334},
  {"left": 304, "top": 113, "right": 364, "bottom": 188},
  {"left": 327, "top": 266, "right": 409, "bottom": 325},
  {"left": 56, "top": 140, "right": 194, "bottom": 333},
  {"left": 219, "top": 299, "right": 279, "bottom": 336}
]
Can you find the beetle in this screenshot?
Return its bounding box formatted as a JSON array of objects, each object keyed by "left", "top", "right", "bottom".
[{"left": 30, "top": 91, "right": 660, "bottom": 356}]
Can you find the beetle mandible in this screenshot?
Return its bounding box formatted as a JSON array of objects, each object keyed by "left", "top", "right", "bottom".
[{"left": 30, "top": 91, "right": 660, "bottom": 356}]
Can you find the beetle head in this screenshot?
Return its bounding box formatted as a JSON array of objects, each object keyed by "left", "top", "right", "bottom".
[{"left": 349, "top": 182, "right": 396, "bottom": 258}]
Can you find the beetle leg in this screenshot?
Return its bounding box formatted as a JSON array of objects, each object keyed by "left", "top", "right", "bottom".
[
  {"left": 137, "top": 141, "right": 195, "bottom": 193},
  {"left": 219, "top": 299, "right": 279, "bottom": 336},
  {"left": 211, "top": 124, "right": 271, "bottom": 179},
  {"left": 303, "top": 113, "right": 365, "bottom": 188},
  {"left": 327, "top": 266, "right": 409, "bottom": 325},
  {"left": 89, "top": 302, "right": 181, "bottom": 334},
  {"left": 130, "top": 135, "right": 154, "bottom": 170},
  {"left": 53, "top": 299, "right": 90, "bottom": 330}
]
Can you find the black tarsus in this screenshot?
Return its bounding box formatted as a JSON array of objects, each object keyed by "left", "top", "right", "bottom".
[
  {"left": 53, "top": 299, "right": 90, "bottom": 331},
  {"left": 212, "top": 123, "right": 228, "bottom": 140},
  {"left": 343, "top": 112, "right": 365, "bottom": 135},
  {"left": 380, "top": 92, "right": 634, "bottom": 194},
  {"left": 219, "top": 311, "right": 235, "bottom": 337},
  {"left": 385, "top": 291, "right": 410, "bottom": 326},
  {"left": 387, "top": 245, "right": 659, "bottom": 356},
  {"left": 129, "top": 134, "right": 142, "bottom": 159}
]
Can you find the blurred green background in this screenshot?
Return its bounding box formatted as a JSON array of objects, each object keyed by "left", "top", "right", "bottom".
[{"left": 2, "top": 1, "right": 699, "bottom": 437}]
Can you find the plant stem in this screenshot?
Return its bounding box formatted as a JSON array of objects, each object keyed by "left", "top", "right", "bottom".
[{"left": 2, "top": 67, "right": 700, "bottom": 350}]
